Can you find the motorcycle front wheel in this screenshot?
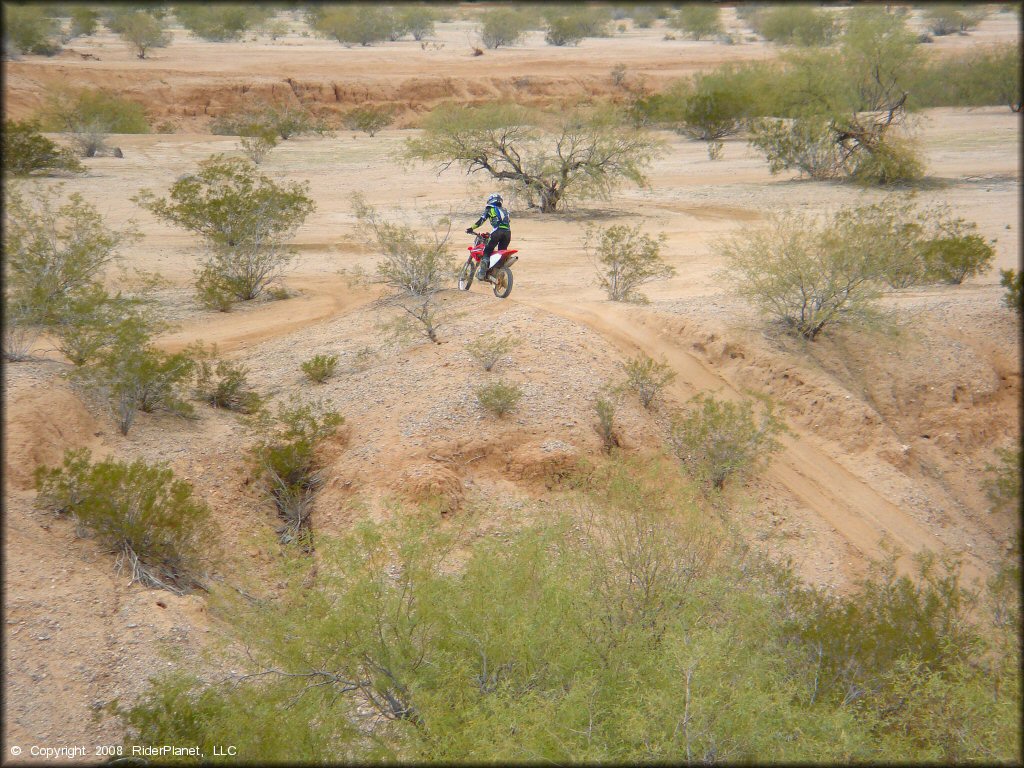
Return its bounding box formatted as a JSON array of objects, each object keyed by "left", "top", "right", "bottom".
[
  {"left": 458, "top": 258, "right": 474, "bottom": 291},
  {"left": 492, "top": 266, "right": 513, "bottom": 299}
]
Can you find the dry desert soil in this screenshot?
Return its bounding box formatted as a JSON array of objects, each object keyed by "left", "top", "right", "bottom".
[{"left": 2, "top": 6, "right": 1021, "bottom": 760}]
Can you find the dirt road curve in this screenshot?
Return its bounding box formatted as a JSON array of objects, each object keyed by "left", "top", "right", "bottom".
[{"left": 522, "top": 299, "right": 992, "bottom": 587}]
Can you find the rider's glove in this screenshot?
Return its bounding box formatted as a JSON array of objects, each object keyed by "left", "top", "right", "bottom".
[{"left": 466, "top": 228, "right": 475, "bottom": 234}]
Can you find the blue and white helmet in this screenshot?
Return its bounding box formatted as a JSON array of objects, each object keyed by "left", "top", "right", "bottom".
[{"left": 486, "top": 193, "right": 503, "bottom": 206}]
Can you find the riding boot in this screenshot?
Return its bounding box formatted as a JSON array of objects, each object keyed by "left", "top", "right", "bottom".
[{"left": 476, "top": 256, "right": 489, "bottom": 280}]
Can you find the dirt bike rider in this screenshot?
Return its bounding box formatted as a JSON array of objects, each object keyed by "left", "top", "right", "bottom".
[{"left": 466, "top": 193, "right": 511, "bottom": 280}]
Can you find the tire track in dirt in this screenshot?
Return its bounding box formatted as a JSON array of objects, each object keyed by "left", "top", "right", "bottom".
[
  {"left": 154, "top": 276, "right": 380, "bottom": 355},
  {"left": 521, "top": 298, "right": 990, "bottom": 588}
]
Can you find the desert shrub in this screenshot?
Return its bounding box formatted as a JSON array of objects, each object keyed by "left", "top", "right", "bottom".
[
  {"left": 589, "top": 224, "right": 673, "bottom": 303},
  {"left": 670, "top": 4, "right": 722, "bottom": 40},
  {"left": 1000, "top": 269, "right": 1023, "bottom": 313},
  {"left": 407, "top": 104, "right": 661, "bottom": 213},
  {"left": 465, "top": 331, "right": 516, "bottom": 372},
  {"left": 783, "top": 549, "right": 981, "bottom": 707},
  {"left": 3, "top": 3, "right": 61, "bottom": 55},
  {"left": 118, "top": 454, "right": 1020, "bottom": 762},
  {"left": 49, "top": 286, "right": 154, "bottom": 366},
  {"left": 630, "top": 6, "right": 657, "bottom": 27},
  {"left": 396, "top": 4, "right": 437, "bottom": 40},
  {"left": 174, "top": 5, "right": 271, "bottom": 41},
  {"left": 69, "top": 6, "right": 99, "bottom": 37},
  {"left": 753, "top": 4, "right": 838, "bottom": 46},
  {"left": 2, "top": 119, "right": 84, "bottom": 176},
  {"left": 38, "top": 87, "right": 151, "bottom": 134},
  {"left": 721, "top": 209, "right": 889, "bottom": 340},
  {"left": 594, "top": 396, "right": 620, "bottom": 452},
  {"left": 849, "top": 135, "right": 925, "bottom": 186},
  {"left": 250, "top": 398, "right": 343, "bottom": 544},
  {"left": 912, "top": 43, "right": 1022, "bottom": 111},
  {"left": 744, "top": 9, "right": 923, "bottom": 184},
  {"left": 828, "top": 198, "right": 925, "bottom": 289},
  {"left": 342, "top": 106, "right": 392, "bottom": 137},
  {"left": 238, "top": 129, "right": 278, "bottom": 164},
  {"left": 351, "top": 193, "right": 453, "bottom": 299},
  {"left": 479, "top": 7, "right": 532, "bottom": 48},
  {"left": 313, "top": 5, "right": 393, "bottom": 46},
  {"left": 620, "top": 352, "right": 676, "bottom": 409},
  {"left": 210, "top": 102, "right": 330, "bottom": 140},
  {"left": 669, "top": 393, "right": 784, "bottom": 490},
  {"left": 117, "top": 9, "right": 171, "bottom": 58},
  {"left": 983, "top": 447, "right": 1021, "bottom": 514},
  {"left": 923, "top": 4, "right": 985, "bottom": 36},
  {"left": 543, "top": 5, "right": 609, "bottom": 46},
  {"left": 748, "top": 117, "right": 845, "bottom": 180},
  {"left": 76, "top": 323, "right": 195, "bottom": 435},
  {"left": 301, "top": 353, "right": 339, "bottom": 384},
  {"left": 137, "top": 155, "right": 315, "bottom": 306},
  {"left": 37, "top": 86, "right": 150, "bottom": 157},
  {"left": 34, "top": 449, "right": 210, "bottom": 592},
  {"left": 918, "top": 219, "right": 995, "bottom": 284},
  {"left": 475, "top": 380, "right": 523, "bottom": 417},
  {"left": 2, "top": 297, "right": 42, "bottom": 362},
  {"left": 3, "top": 185, "right": 136, "bottom": 324},
  {"left": 189, "top": 344, "right": 262, "bottom": 413}
]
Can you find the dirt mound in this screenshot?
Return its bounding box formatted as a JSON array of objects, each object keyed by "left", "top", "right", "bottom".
[{"left": 3, "top": 378, "right": 106, "bottom": 491}]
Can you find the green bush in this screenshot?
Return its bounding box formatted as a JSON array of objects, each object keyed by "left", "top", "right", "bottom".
[
  {"left": 923, "top": 4, "right": 985, "bottom": 36},
  {"left": 191, "top": 344, "right": 263, "bottom": 413},
  {"left": 2, "top": 120, "right": 84, "bottom": 176},
  {"left": 594, "top": 396, "right": 619, "bottom": 452},
  {"left": 37, "top": 86, "right": 151, "bottom": 135},
  {"left": 479, "top": 7, "right": 533, "bottom": 48},
  {"left": 983, "top": 447, "right": 1021, "bottom": 514},
  {"left": 250, "top": 398, "right": 343, "bottom": 544},
  {"left": 465, "top": 332, "right": 516, "bottom": 372},
  {"left": 849, "top": 135, "right": 925, "bottom": 186},
  {"left": 3, "top": 3, "right": 61, "bottom": 55},
  {"left": 76, "top": 323, "right": 195, "bottom": 435},
  {"left": 238, "top": 131, "right": 277, "bottom": 164},
  {"left": 919, "top": 219, "right": 995, "bottom": 284},
  {"left": 69, "top": 6, "right": 99, "bottom": 37},
  {"left": 117, "top": 9, "right": 171, "bottom": 58},
  {"left": 342, "top": 106, "right": 392, "bottom": 137},
  {"left": 301, "top": 353, "right": 339, "bottom": 384},
  {"left": 4, "top": 185, "right": 135, "bottom": 325},
  {"left": 543, "top": 6, "right": 609, "bottom": 46},
  {"left": 396, "top": 4, "right": 437, "bottom": 41},
  {"left": 116, "top": 458, "right": 1020, "bottom": 762},
  {"left": 209, "top": 102, "right": 331, "bottom": 140},
  {"left": 620, "top": 352, "right": 676, "bottom": 409},
  {"left": 669, "top": 394, "right": 784, "bottom": 490},
  {"left": 174, "top": 5, "right": 271, "bottom": 41},
  {"left": 1000, "top": 269, "right": 1023, "bottom": 313},
  {"left": 34, "top": 449, "right": 211, "bottom": 592},
  {"left": 753, "top": 5, "right": 838, "bottom": 46},
  {"left": 670, "top": 4, "right": 722, "bottom": 40},
  {"left": 50, "top": 287, "right": 152, "bottom": 367},
  {"left": 475, "top": 380, "right": 523, "bottom": 417},
  {"left": 314, "top": 5, "right": 393, "bottom": 46},
  {"left": 748, "top": 117, "right": 845, "bottom": 180},
  {"left": 137, "top": 155, "right": 315, "bottom": 305},
  {"left": 590, "top": 224, "right": 673, "bottom": 303},
  {"left": 630, "top": 6, "right": 658, "bottom": 28},
  {"left": 721, "top": 208, "right": 886, "bottom": 340}
]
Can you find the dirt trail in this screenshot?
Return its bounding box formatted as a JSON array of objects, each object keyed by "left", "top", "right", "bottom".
[
  {"left": 521, "top": 298, "right": 992, "bottom": 588},
  {"left": 155, "top": 276, "right": 377, "bottom": 354}
]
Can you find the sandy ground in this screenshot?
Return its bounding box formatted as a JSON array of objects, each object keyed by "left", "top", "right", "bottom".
[{"left": 3, "top": 7, "right": 1021, "bottom": 761}]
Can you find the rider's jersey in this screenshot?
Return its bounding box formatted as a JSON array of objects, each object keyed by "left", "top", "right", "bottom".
[{"left": 474, "top": 204, "right": 510, "bottom": 231}]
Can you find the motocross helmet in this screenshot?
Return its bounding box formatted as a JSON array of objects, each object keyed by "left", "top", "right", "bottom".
[{"left": 486, "top": 193, "right": 503, "bottom": 206}]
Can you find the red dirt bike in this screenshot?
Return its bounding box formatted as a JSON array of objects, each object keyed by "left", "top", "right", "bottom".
[{"left": 458, "top": 232, "right": 518, "bottom": 299}]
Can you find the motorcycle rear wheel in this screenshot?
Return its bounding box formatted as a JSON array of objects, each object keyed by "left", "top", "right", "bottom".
[{"left": 492, "top": 266, "right": 513, "bottom": 298}]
